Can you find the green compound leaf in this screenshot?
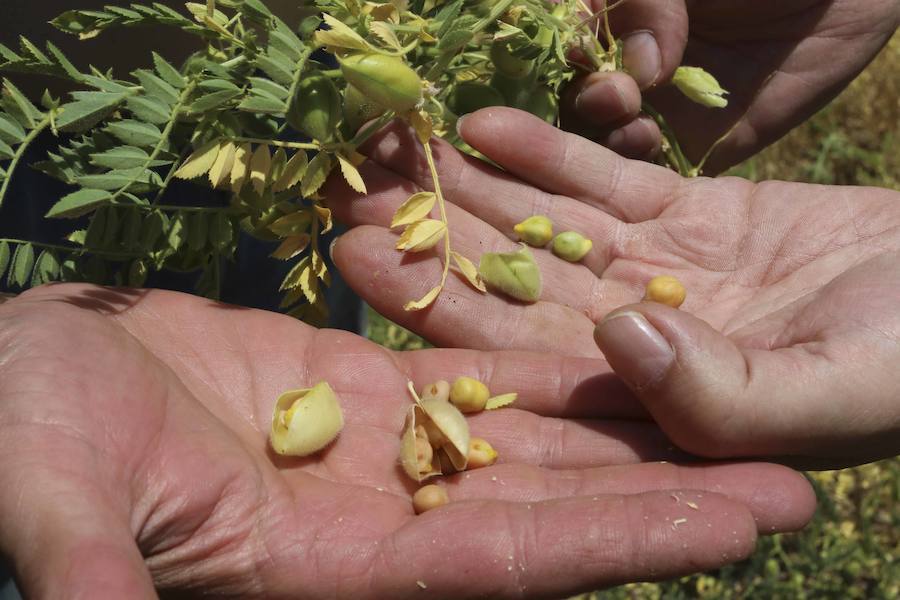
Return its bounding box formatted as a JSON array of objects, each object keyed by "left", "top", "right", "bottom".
[
  {"left": 46, "top": 189, "right": 112, "bottom": 218},
  {"left": 0, "top": 241, "right": 10, "bottom": 280},
  {"left": 8, "top": 242, "right": 34, "bottom": 288}
]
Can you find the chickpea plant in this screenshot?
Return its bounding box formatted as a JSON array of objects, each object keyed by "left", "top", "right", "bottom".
[{"left": 0, "top": 0, "right": 725, "bottom": 315}]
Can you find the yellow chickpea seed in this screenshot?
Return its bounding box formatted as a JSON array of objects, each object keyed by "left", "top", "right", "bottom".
[
  {"left": 467, "top": 438, "right": 498, "bottom": 469},
  {"left": 449, "top": 376, "right": 490, "bottom": 413},
  {"left": 421, "top": 380, "right": 450, "bottom": 403},
  {"left": 413, "top": 484, "right": 450, "bottom": 514},
  {"left": 643, "top": 275, "right": 687, "bottom": 308}
]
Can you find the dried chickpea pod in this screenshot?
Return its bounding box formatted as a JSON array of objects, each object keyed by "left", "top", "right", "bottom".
[
  {"left": 417, "top": 399, "right": 471, "bottom": 471},
  {"left": 270, "top": 382, "right": 344, "bottom": 456},
  {"left": 420, "top": 380, "right": 450, "bottom": 403},
  {"left": 551, "top": 231, "right": 593, "bottom": 262},
  {"left": 400, "top": 407, "right": 441, "bottom": 482},
  {"left": 412, "top": 484, "right": 449, "bottom": 514},
  {"left": 467, "top": 438, "right": 498, "bottom": 469},
  {"left": 513, "top": 215, "right": 553, "bottom": 247},
  {"left": 449, "top": 376, "right": 490, "bottom": 413},
  {"left": 643, "top": 275, "right": 686, "bottom": 308}
]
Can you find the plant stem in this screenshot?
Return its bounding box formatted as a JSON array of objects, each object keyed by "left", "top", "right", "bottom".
[
  {"left": 207, "top": 0, "right": 216, "bottom": 17},
  {"left": 642, "top": 103, "right": 694, "bottom": 176},
  {"left": 0, "top": 115, "right": 52, "bottom": 212},
  {"left": 110, "top": 79, "right": 198, "bottom": 203},
  {"left": 423, "top": 140, "right": 451, "bottom": 292},
  {"left": 230, "top": 137, "right": 319, "bottom": 151},
  {"left": 0, "top": 237, "right": 138, "bottom": 260}
]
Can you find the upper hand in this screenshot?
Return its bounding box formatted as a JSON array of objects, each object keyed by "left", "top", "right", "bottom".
[
  {"left": 0, "top": 284, "right": 812, "bottom": 598},
  {"left": 329, "top": 108, "right": 900, "bottom": 467},
  {"left": 563, "top": 0, "right": 899, "bottom": 172}
]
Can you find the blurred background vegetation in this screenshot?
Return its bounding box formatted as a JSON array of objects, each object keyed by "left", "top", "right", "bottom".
[{"left": 366, "top": 32, "right": 900, "bottom": 600}]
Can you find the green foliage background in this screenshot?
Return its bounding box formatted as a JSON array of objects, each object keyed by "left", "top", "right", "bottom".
[{"left": 367, "top": 33, "right": 900, "bottom": 599}]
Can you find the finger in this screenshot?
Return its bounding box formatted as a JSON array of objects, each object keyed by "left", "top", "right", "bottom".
[
  {"left": 376, "top": 490, "right": 757, "bottom": 597},
  {"left": 328, "top": 158, "right": 636, "bottom": 305},
  {"left": 602, "top": 0, "right": 689, "bottom": 90},
  {"left": 0, "top": 469, "right": 155, "bottom": 599},
  {"left": 458, "top": 107, "right": 683, "bottom": 222},
  {"left": 338, "top": 121, "right": 627, "bottom": 267},
  {"left": 592, "top": 300, "right": 891, "bottom": 465},
  {"left": 601, "top": 115, "right": 662, "bottom": 160},
  {"left": 446, "top": 460, "right": 815, "bottom": 534},
  {"left": 561, "top": 71, "right": 642, "bottom": 130},
  {"left": 402, "top": 346, "right": 643, "bottom": 419},
  {"left": 332, "top": 226, "right": 603, "bottom": 356}
]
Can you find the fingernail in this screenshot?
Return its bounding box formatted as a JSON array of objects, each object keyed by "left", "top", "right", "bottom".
[
  {"left": 594, "top": 311, "right": 674, "bottom": 389},
  {"left": 455, "top": 114, "right": 469, "bottom": 138},
  {"left": 622, "top": 32, "right": 661, "bottom": 90},
  {"left": 575, "top": 77, "right": 629, "bottom": 122},
  {"left": 328, "top": 235, "right": 341, "bottom": 264}
]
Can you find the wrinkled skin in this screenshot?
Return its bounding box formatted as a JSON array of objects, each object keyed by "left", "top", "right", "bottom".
[
  {"left": 565, "top": 0, "right": 899, "bottom": 172},
  {"left": 327, "top": 108, "right": 900, "bottom": 468},
  {"left": 0, "top": 285, "right": 814, "bottom": 598}
]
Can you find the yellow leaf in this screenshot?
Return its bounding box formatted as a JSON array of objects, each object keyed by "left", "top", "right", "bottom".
[
  {"left": 314, "top": 14, "right": 372, "bottom": 52},
  {"left": 485, "top": 393, "right": 517, "bottom": 410},
  {"left": 208, "top": 142, "right": 236, "bottom": 188},
  {"left": 364, "top": 2, "right": 400, "bottom": 22},
  {"left": 273, "top": 151, "right": 309, "bottom": 192},
  {"left": 311, "top": 249, "right": 331, "bottom": 284},
  {"left": 451, "top": 251, "right": 487, "bottom": 292},
  {"left": 301, "top": 153, "right": 333, "bottom": 198},
  {"left": 250, "top": 144, "right": 271, "bottom": 195},
  {"left": 337, "top": 154, "right": 367, "bottom": 194},
  {"left": 315, "top": 204, "right": 333, "bottom": 234},
  {"left": 404, "top": 285, "right": 442, "bottom": 311},
  {"left": 269, "top": 211, "right": 312, "bottom": 236},
  {"left": 271, "top": 148, "right": 288, "bottom": 184},
  {"left": 280, "top": 256, "right": 310, "bottom": 291},
  {"left": 391, "top": 191, "right": 436, "bottom": 229},
  {"left": 271, "top": 235, "right": 311, "bottom": 260},
  {"left": 396, "top": 219, "right": 446, "bottom": 252},
  {"left": 231, "top": 143, "right": 252, "bottom": 192},
  {"left": 174, "top": 140, "right": 220, "bottom": 180},
  {"left": 370, "top": 22, "right": 402, "bottom": 50},
  {"left": 299, "top": 261, "right": 318, "bottom": 304},
  {"left": 408, "top": 109, "right": 432, "bottom": 144}
]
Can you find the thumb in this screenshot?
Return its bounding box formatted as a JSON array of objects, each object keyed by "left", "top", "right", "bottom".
[
  {"left": 0, "top": 470, "right": 156, "bottom": 599},
  {"left": 593, "top": 303, "right": 792, "bottom": 460}
]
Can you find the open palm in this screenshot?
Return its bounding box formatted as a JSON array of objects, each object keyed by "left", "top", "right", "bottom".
[
  {"left": 0, "top": 284, "right": 813, "bottom": 599},
  {"left": 329, "top": 108, "right": 900, "bottom": 466}
]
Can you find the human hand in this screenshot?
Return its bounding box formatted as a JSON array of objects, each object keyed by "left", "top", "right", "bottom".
[
  {"left": 0, "top": 284, "right": 813, "bottom": 598},
  {"left": 563, "top": 0, "right": 899, "bottom": 172},
  {"left": 328, "top": 108, "right": 900, "bottom": 468}
]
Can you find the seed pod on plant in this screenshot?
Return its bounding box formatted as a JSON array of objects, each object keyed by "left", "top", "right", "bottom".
[
  {"left": 270, "top": 382, "right": 344, "bottom": 456},
  {"left": 449, "top": 376, "right": 490, "bottom": 413},
  {"left": 643, "top": 275, "right": 686, "bottom": 308},
  {"left": 490, "top": 41, "right": 534, "bottom": 79},
  {"left": 552, "top": 231, "right": 592, "bottom": 262},
  {"left": 525, "top": 87, "right": 559, "bottom": 124},
  {"left": 671, "top": 66, "right": 729, "bottom": 108},
  {"left": 287, "top": 75, "right": 341, "bottom": 141},
  {"left": 478, "top": 245, "right": 542, "bottom": 302},
  {"left": 340, "top": 53, "right": 423, "bottom": 113},
  {"left": 513, "top": 215, "right": 553, "bottom": 247},
  {"left": 342, "top": 84, "right": 386, "bottom": 133},
  {"left": 448, "top": 82, "right": 506, "bottom": 115}
]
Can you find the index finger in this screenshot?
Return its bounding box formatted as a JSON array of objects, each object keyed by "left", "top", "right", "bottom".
[{"left": 459, "top": 107, "right": 683, "bottom": 223}]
